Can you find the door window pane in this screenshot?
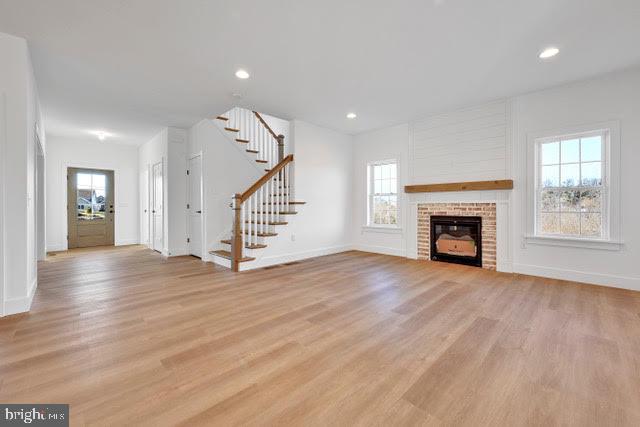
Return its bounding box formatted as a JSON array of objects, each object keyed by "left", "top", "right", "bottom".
[{"left": 77, "top": 173, "right": 107, "bottom": 220}]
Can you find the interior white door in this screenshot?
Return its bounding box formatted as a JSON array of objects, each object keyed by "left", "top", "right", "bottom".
[
  {"left": 188, "top": 155, "right": 203, "bottom": 258},
  {"left": 151, "top": 161, "right": 164, "bottom": 252},
  {"left": 140, "top": 168, "right": 150, "bottom": 246}
]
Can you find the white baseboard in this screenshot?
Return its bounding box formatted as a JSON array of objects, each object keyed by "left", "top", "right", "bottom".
[
  {"left": 240, "top": 245, "right": 353, "bottom": 271},
  {"left": 4, "top": 277, "right": 37, "bottom": 316},
  {"left": 46, "top": 243, "right": 66, "bottom": 252},
  {"left": 116, "top": 238, "right": 140, "bottom": 246},
  {"left": 167, "top": 247, "right": 189, "bottom": 257},
  {"left": 513, "top": 263, "right": 640, "bottom": 292},
  {"left": 353, "top": 244, "right": 406, "bottom": 257}
]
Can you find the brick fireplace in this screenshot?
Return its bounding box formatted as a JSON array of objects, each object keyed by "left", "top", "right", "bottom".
[{"left": 417, "top": 203, "right": 497, "bottom": 270}]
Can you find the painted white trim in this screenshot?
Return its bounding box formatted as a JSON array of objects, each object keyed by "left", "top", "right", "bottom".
[
  {"left": 0, "top": 93, "right": 5, "bottom": 316},
  {"left": 46, "top": 243, "right": 66, "bottom": 252},
  {"left": 116, "top": 239, "right": 140, "bottom": 246},
  {"left": 353, "top": 244, "right": 405, "bottom": 257},
  {"left": 513, "top": 263, "right": 640, "bottom": 291},
  {"left": 167, "top": 247, "right": 189, "bottom": 257},
  {"left": 187, "top": 152, "right": 205, "bottom": 259},
  {"left": 4, "top": 277, "right": 37, "bottom": 316},
  {"left": 525, "top": 120, "right": 622, "bottom": 247},
  {"left": 524, "top": 235, "right": 623, "bottom": 251},
  {"left": 238, "top": 245, "right": 352, "bottom": 271},
  {"left": 361, "top": 226, "right": 403, "bottom": 234}
]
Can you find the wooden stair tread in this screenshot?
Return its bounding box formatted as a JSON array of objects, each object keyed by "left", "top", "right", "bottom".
[
  {"left": 220, "top": 239, "right": 267, "bottom": 249},
  {"left": 225, "top": 127, "right": 240, "bottom": 132},
  {"left": 246, "top": 149, "right": 259, "bottom": 153},
  {"left": 245, "top": 220, "right": 288, "bottom": 225},
  {"left": 290, "top": 201, "right": 306, "bottom": 205},
  {"left": 255, "top": 159, "right": 268, "bottom": 164},
  {"left": 236, "top": 139, "right": 250, "bottom": 143},
  {"left": 209, "top": 250, "right": 254, "bottom": 262},
  {"left": 253, "top": 211, "right": 297, "bottom": 215},
  {"left": 243, "top": 231, "right": 278, "bottom": 237},
  {"left": 216, "top": 116, "right": 229, "bottom": 121}
]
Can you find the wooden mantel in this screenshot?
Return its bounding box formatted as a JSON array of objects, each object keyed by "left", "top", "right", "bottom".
[{"left": 404, "top": 179, "right": 513, "bottom": 193}]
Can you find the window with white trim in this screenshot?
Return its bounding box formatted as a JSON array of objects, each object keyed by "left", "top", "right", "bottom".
[
  {"left": 367, "top": 160, "right": 398, "bottom": 227},
  {"left": 535, "top": 130, "right": 608, "bottom": 239}
]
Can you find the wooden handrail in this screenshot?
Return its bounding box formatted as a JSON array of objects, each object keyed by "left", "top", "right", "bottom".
[
  {"left": 253, "top": 111, "right": 281, "bottom": 140},
  {"left": 239, "top": 154, "right": 293, "bottom": 202}
]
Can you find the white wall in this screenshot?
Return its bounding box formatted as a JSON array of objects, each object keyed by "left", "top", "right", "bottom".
[
  {"left": 0, "top": 32, "right": 44, "bottom": 316},
  {"left": 139, "top": 128, "right": 168, "bottom": 253},
  {"left": 512, "top": 68, "right": 640, "bottom": 290},
  {"left": 241, "top": 119, "right": 354, "bottom": 269},
  {"left": 253, "top": 119, "right": 353, "bottom": 263},
  {"left": 45, "top": 137, "right": 139, "bottom": 251},
  {"left": 187, "top": 119, "right": 262, "bottom": 260},
  {"left": 351, "top": 68, "right": 640, "bottom": 290},
  {"left": 167, "top": 128, "right": 188, "bottom": 256},
  {"left": 352, "top": 124, "right": 409, "bottom": 257}
]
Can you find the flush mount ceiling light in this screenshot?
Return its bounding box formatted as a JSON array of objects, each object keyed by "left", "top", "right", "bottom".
[
  {"left": 539, "top": 47, "right": 560, "bottom": 59},
  {"left": 346, "top": 112, "right": 357, "bottom": 119},
  {"left": 90, "top": 130, "right": 112, "bottom": 141},
  {"left": 235, "top": 69, "right": 250, "bottom": 79}
]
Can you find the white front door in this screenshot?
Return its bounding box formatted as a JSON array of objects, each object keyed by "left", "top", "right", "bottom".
[
  {"left": 151, "top": 161, "right": 164, "bottom": 253},
  {"left": 188, "top": 155, "right": 203, "bottom": 258}
]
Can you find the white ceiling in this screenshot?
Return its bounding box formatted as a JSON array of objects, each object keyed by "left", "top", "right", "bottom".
[{"left": 1, "top": 0, "right": 639, "bottom": 145}]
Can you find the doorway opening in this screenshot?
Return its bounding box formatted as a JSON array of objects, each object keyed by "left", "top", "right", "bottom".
[{"left": 67, "top": 168, "right": 115, "bottom": 248}]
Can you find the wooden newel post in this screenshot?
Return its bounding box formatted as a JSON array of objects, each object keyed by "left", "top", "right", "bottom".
[
  {"left": 231, "top": 193, "right": 242, "bottom": 272},
  {"left": 277, "top": 134, "right": 285, "bottom": 162}
]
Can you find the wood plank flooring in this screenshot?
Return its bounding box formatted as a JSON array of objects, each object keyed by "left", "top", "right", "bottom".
[{"left": 1, "top": 245, "right": 640, "bottom": 426}]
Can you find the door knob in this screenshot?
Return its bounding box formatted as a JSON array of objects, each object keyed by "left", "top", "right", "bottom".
[{"left": 196, "top": 210, "right": 202, "bottom": 214}]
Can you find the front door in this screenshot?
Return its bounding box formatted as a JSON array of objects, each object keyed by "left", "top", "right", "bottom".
[
  {"left": 188, "top": 155, "right": 203, "bottom": 258},
  {"left": 67, "top": 168, "right": 114, "bottom": 248}
]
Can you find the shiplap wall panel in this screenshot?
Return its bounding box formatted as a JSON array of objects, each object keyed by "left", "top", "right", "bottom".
[{"left": 410, "top": 100, "right": 508, "bottom": 184}]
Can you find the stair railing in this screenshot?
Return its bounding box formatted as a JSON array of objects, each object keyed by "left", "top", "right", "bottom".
[
  {"left": 230, "top": 154, "right": 294, "bottom": 271},
  {"left": 226, "top": 107, "right": 285, "bottom": 169}
]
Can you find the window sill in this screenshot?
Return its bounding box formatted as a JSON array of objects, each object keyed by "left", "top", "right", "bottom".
[
  {"left": 362, "top": 226, "right": 403, "bottom": 235},
  {"left": 524, "top": 235, "right": 623, "bottom": 251}
]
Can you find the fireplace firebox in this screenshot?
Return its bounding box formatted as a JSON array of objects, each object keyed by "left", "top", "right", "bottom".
[{"left": 430, "top": 215, "right": 482, "bottom": 267}]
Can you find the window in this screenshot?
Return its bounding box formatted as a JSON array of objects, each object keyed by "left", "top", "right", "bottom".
[
  {"left": 77, "top": 172, "right": 107, "bottom": 221},
  {"left": 535, "top": 130, "right": 608, "bottom": 239},
  {"left": 368, "top": 160, "right": 398, "bottom": 227}
]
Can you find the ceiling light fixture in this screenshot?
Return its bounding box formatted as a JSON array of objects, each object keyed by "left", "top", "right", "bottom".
[
  {"left": 346, "top": 112, "right": 357, "bottom": 119},
  {"left": 90, "top": 130, "right": 111, "bottom": 141},
  {"left": 235, "top": 69, "right": 250, "bottom": 79},
  {"left": 539, "top": 47, "right": 559, "bottom": 59}
]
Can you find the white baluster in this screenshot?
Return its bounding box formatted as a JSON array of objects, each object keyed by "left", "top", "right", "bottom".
[
  {"left": 285, "top": 164, "right": 289, "bottom": 213},
  {"left": 241, "top": 201, "right": 245, "bottom": 250}
]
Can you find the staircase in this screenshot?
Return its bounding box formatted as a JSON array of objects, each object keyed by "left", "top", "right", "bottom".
[{"left": 209, "top": 107, "right": 305, "bottom": 271}]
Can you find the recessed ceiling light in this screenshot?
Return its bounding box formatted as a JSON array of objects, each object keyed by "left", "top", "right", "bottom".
[
  {"left": 235, "top": 69, "right": 250, "bottom": 79},
  {"left": 346, "top": 112, "right": 357, "bottom": 119},
  {"left": 539, "top": 47, "right": 559, "bottom": 59},
  {"left": 90, "top": 130, "right": 111, "bottom": 141}
]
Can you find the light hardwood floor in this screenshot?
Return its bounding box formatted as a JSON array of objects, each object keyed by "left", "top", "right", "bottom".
[{"left": 1, "top": 246, "right": 640, "bottom": 426}]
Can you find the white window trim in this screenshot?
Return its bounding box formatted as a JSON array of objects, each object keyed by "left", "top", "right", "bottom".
[
  {"left": 524, "top": 121, "right": 622, "bottom": 250},
  {"left": 366, "top": 159, "right": 400, "bottom": 228}
]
